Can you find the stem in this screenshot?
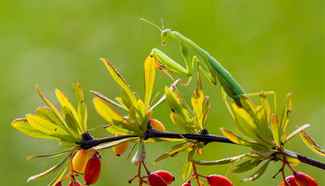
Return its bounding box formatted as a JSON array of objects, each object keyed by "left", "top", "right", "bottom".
[
  {"left": 191, "top": 162, "right": 203, "bottom": 186},
  {"left": 143, "top": 129, "right": 234, "bottom": 144},
  {"left": 77, "top": 134, "right": 138, "bottom": 149},
  {"left": 77, "top": 129, "right": 325, "bottom": 171},
  {"left": 283, "top": 150, "right": 325, "bottom": 170}
]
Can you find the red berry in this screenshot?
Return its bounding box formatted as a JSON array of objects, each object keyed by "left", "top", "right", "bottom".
[
  {"left": 206, "top": 175, "right": 233, "bottom": 186},
  {"left": 279, "top": 175, "right": 298, "bottom": 186},
  {"left": 279, "top": 172, "right": 318, "bottom": 186},
  {"left": 69, "top": 181, "right": 81, "bottom": 186},
  {"left": 72, "top": 148, "right": 97, "bottom": 174},
  {"left": 84, "top": 153, "right": 101, "bottom": 185},
  {"left": 55, "top": 181, "right": 62, "bottom": 186},
  {"left": 152, "top": 170, "right": 175, "bottom": 184},
  {"left": 294, "top": 172, "right": 318, "bottom": 186},
  {"left": 182, "top": 181, "right": 192, "bottom": 186},
  {"left": 148, "top": 173, "right": 167, "bottom": 186}
]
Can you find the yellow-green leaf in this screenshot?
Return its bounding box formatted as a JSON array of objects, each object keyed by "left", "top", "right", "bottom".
[
  {"left": 26, "top": 114, "right": 68, "bottom": 137},
  {"left": 233, "top": 158, "right": 262, "bottom": 173},
  {"left": 230, "top": 102, "right": 257, "bottom": 139},
  {"left": 191, "top": 89, "right": 205, "bottom": 129},
  {"left": 27, "top": 155, "right": 69, "bottom": 182},
  {"left": 155, "top": 142, "right": 191, "bottom": 162},
  {"left": 221, "top": 128, "right": 248, "bottom": 145},
  {"left": 221, "top": 88, "right": 235, "bottom": 120},
  {"left": 74, "top": 82, "right": 87, "bottom": 132},
  {"left": 242, "top": 160, "right": 270, "bottom": 182},
  {"left": 55, "top": 89, "right": 81, "bottom": 129},
  {"left": 49, "top": 167, "right": 67, "bottom": 186},
  {"left": 271, "top": 114, "right": 280, "bottom": 146},
  {"left": 36, "top": 87, "right": 68, "bottom": 131},
  {"left": 106, "top": 125, "right": 131, "bottom": 135},
  {"left": 62, "top": 107, "right": 82, "bottom": 135},
  {"left": 285, "top": 124, "right": 310, "bottom": 143},
  {"left": 164, "top": 86, "right": 183, "bottom": 113},
  {"left": 93, "top": 96, "right": 124, "bottom": 123},
  {"left": 144, "top": 55, "right": 157, "bottom": 106},
  {"left": 35, "top": 107, "right": 64, "bottom": 128},
  {"left": 182, "top": 161, "right": 193, "bottom": 181},
  {"left": 194, "top": 154, "right": 247, "bottom": 166},
  {"left": 11, "top": 119, "right": 53, "bottom": 139},
  {"left": 280, "top": 93, "right": 293, "bottom": 141},
  {"left": 300, "top": 130, "right": 325, "bottom": 156},
  {"left": 101, "top": 58, "right": 137, "bottom": 106}
]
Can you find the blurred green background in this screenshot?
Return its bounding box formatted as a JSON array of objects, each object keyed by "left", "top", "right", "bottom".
[{"left": 1, "top": 0, "right": 324, "bottom": 185}]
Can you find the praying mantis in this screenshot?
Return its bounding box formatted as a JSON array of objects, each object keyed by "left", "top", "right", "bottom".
[{"left": 141, "top": 19, "right": 246, "bottom": 106}]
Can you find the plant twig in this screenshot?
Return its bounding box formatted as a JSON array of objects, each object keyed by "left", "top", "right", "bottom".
[{"left": 77, "top": 129, "right": 325, "bottom": 170}]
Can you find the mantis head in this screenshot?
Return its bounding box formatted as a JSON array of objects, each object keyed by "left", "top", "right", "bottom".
[
  {"left": 140, "top": 18, "right": 172, "bottom": 46},
  {"left": 161, "top": 28, "right": 172, "bottom": 46}
]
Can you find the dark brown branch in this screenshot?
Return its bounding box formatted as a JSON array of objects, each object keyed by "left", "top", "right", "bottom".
[{"left": 77, "top": 129, "right": 325, "bottom": 170}]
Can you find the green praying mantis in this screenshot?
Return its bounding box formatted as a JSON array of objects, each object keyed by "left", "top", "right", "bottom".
[{"left": 141, "top": 18, "right": 246, "bottom": 106}]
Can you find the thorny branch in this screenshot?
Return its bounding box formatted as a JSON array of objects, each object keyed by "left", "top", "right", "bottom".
[{"left": 77, "top": 129, "right": 325, "bottom": 170}]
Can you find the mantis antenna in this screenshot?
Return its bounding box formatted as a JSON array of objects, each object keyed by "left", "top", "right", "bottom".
[
  {"left": 160, "top": 18, "right": 165, "bottom": 30},
  {"left": 140, "top": 18, "right": 162, "bottom": 32}
]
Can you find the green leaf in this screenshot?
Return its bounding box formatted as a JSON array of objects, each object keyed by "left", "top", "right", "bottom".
[
  {"left": 164, "top": 86, "right": 183, "bottom": 113},
  {"left": 191, "top": 89, "right": 207, "bottom": 129},
  {"left": 62, "top": 107, "right": 82, "bottom": 135},
  {"left": 25, "top": 114, "right": 76, "bottom": 142},
  {"left": 271, "top": 114, "right": 280, "bottom": 146},
  {"left": 194, "top": 154, "right": 247, "bottom": 166},
  {"left": 26, "top": 148, "right": 74, "bottom": 160},
  {"left": 93, "top": 96, "right": 124, "bottom": 123},
  {"left": 48, "top": 167, "right": 67, "bottom": 186},
  {"left": 280, "top": 93, "right": 293, "bottom": 141},
  {"left": 155, "top": 142, "right": 191, "bottom": 162},
  {"left": 220, "top": 128, "right": 248, "bottom": 145},
  {"left": 12, "top": 118, "right": 54, "bottom": 139},
  {"left": 36, "top": 87, "right": 73, "bottom": 135},
  {"left": 182, "top": 161, "right": 193, "bottom": 181},
  {"left": 36, "top": 107, "right": 64, "bottom": 129},
  {"left": 285, "top": 124, "right": 310, "bottom": 143},
  {"left": 26, "top": 114, "right": 66, "bottom": 135},
  {"left": 73, "top": 82, "right": 87, "bottom": 132},
  {"left": 144, "top": 55, "right": 157, "bottom": 106},
  {"left": 131, "top": 142, "right": 146, "bottom": 164},
  {"left": 27, "top": 155, "right": 69, "bottom": 182},
  {"left": 230, "top": 102, "right": 257, "bottom": 139},
  {"left": 221, "top": 88, "right": 235, "bottom": 120},
  {"left": 165, "top": 87, "right": 194, "bottom": 131},
  {"left": 91, "top": 91, "right": 128, "bottom": 111},
  {"left": 55, "top": 89, "right": 81, "bottom": 130},
  {"left": 254, "top": 97, "right": 273, "bottom": 142},
  {"left": 242, "top": 160, "right": 270, "bottom": 182},
  {"left": 94, "top": 137, "right": 138, "bottom": 151},
  {"left": 233, "top": 158, "right": 263, "bottom": 173},
  {"left": 106, "top": 125, "right": 131, "bottom": 135},
  {"left": 300, "top": 130, "right": 325, "bottom": 156},
  {"left": 101, "top": 58, "right": 138, "bottom": 106}
]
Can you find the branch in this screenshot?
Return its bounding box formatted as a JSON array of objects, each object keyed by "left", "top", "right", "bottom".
[
  {"left": 77, "top": 134, "right": 138, "bottom": 149},
  {"left": 77, "top": 129, "right": 325, "bottom": 170}
]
